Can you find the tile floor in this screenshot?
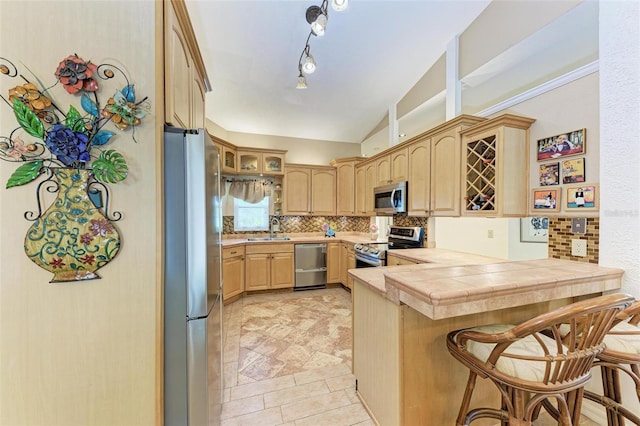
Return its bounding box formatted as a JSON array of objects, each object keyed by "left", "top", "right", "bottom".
[
  {"left": 221, "top": 287, "right": 600, "bottom": 426},
  {"left": 221, "top": 287, "right": 372, "bottom": 426}
]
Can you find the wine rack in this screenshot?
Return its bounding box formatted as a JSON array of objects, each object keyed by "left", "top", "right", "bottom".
[{"left": 465, "top": 135, "right": 497, "bottom": 212}]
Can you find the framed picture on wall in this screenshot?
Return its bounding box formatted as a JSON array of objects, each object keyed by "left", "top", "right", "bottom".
[
  {"left": 561, "top": 157, "right": 585, "bottom": 184},
  {"left": 531, "top": 188, "right": 561, "bottom": 212},
  {"left": 539, "top": 162, "right": 559, "bottom": 186},
  {"left": 520, "top": 217, "right": 549, "bottom": 243},
  {"left": 536, "top": 128, "right": 586, "bottom": 161},
  {"left": 565, "top": 184, "right": 599, "bottom": 211}
]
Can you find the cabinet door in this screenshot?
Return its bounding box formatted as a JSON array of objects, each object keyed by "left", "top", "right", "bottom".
[
  {"left": 237, "top": 151, "right": 262, "bottom": 174},
  {"left": 336, "top": 162, "right": 355, "bottom": 215},
  {"left": 222, "top": 255, "right": 244, "bottom": 301},
  {"left": 390, "top": 148, "right": 408, "bottom": 183},
  {"left": 245, "top": 254, "right": 270, "bottom": 290},
  {"left": 346, "top": 247, "right": 355, "bottom": 289},
  {"left": 364, "top": 163, "right": 376, "bottom": 215},
  {"left": 263, "top": 154, "right": 284, "bottom": 175},
  {"left": 375, "top": 156, "right": 390, "bottom": 186},
  {"left": 326, "top": 243, "right": 341, "bottom": 284},
  {"left": 222, "top": 146, "right": 237, "bottom": 174},
  {"left": 165, "top": 2, "right": 191, "bottom": 128},
  {"left": 430, "top": 129, "right": 462, "bottom": 216},
  {"left": 191, "top": 69, "right": 206, "bottom": 128},
  {"left": 284, "top": 167, "right": 311, "bottom": 215},
  {"left": 311, "top": 169, "right": 336, "bottom": 215},
  {"left": 340, "top": 243, "right": 348, "bottom": 284},
  {"left": 355, "top": 166, "right": 366, "bottom": 216},
  {"left": 408, "top": 138, "right": 431, "bottom": 216},
  {"left": 270, "top": 253, "right": 294, "bottom": 289}
]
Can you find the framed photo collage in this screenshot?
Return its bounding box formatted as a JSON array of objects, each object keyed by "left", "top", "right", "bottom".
[{"left": 532, "top": 128, "right": 598, "bottom": 212}]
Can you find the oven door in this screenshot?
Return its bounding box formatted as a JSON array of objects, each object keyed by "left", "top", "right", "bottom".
[{"left": 355, "top": 254, "right": 384, "bottom": 268}]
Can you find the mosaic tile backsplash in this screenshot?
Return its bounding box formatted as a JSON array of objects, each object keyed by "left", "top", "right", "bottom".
[
  {"left": 223, "top": 216, "right": 371, "bottom": 235},
  {"left": 548, "top": 216, "right": 599, "bottom": 263}
]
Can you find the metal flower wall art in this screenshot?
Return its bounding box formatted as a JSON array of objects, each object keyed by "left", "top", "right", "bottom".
[{"left": 0, "top": 54, "right": 150, "bottom": 282}]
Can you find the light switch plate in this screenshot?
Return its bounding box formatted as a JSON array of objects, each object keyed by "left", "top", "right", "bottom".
[{"left": 571, "top": 218, "right": 587, "bottom": 234}]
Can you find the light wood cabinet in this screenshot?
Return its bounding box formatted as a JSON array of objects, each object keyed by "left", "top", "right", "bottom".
[
  {"left": 164, "top": 0, "right": 209, "bottom": 128},
  {"left": 221, "top": 145, "right": 237, "bottom": 174},
  {"left": 331, "top": 158, "right": 363, "bottom": 216},
  {"left": 222, "top": 246, "right": 245, "bottom": 301},
  {"left": 363, "top": 161, "right": 376, "bottom": 216},
  {"left": 375, "top": 148, "right": 408, "bottom": 186},
  {"left": 326, "top": 243, "right": 341, "bottom": 284},
  {"left": 237, "top": 149, "right": 285, "bottom": 175},
  {"left": 407, "top": 115, "right": 485, "bottom": 217},
  {"left": 244, "top": 244, "right": 294, "bottom": 290},
  {"left": 460, "top": 114, "right": 535, "bottom": 217},
  {"left": 355, "top": 166, "right": 366, "bottom": 216},
  {"left": 386, "top": 253, "right": 418, "bottom": 266},
  {"left": 283, "top": 165, "right": 336, "bottom": 215},
  {"left": 339, "top": 242, "right": 355, "bottom": 289}
]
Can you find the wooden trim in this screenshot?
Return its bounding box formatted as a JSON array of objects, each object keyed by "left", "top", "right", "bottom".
[
  {"left": 236, "top": 147, "right": 288, "bottom": 155},
  {"left": 155, "top": 2, "right": 165, "bottom": 424},
  {"left": 459, "top": 113, "right": 536, "bottom": 136},
  {"left": 285, "top": 163, "right": 337, "bottom": 171},
  {"left": 329, "top": 156, "right": 367, "bottom": 166},
  {"left": 170, "top": 0, "right": 211, "bottom": 92}
]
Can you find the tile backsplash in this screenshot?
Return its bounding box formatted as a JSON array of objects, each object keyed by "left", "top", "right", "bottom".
[
  {"left": 548, "top": 217, "right": 599, "bottom": 263},
  {"left": 223, "top": 216, "right": 371, "bottom": 235}
]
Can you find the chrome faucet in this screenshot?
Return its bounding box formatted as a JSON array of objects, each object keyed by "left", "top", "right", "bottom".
[{"left": 269, "top": 217, "right": 281, "bottom": 239}]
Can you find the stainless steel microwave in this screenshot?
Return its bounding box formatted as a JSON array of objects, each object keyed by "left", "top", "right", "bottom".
[{"left": 374, "top": 181, "right": 407, "bottom": 215}]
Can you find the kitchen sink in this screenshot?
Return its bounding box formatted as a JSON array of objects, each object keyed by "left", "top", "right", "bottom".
[{"left": 246, "top": 237, "right": 291, "bottom": 242}]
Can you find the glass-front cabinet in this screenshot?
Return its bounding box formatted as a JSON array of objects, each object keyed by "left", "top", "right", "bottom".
[
  {"left": 236, "top": 149, "right": 286, "bottom": 175},
  {"left": 222, "top": 145, "right": 236, "bottom": 174}
]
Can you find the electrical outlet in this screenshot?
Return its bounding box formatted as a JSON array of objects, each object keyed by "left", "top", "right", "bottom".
[
  {"left": 571, "top": 239, "right": 587, "bottom": 257},
  {"left": 487, "top": 229, "right": 494, "bottom": 239}
]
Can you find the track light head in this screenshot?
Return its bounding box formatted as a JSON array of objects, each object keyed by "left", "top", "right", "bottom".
[
  {"left": 306, "top": 5, "right": 327, "bottom": 36},
  {"left": 302, "top": 52, "right": 316, "bottom": 74},
  {"left": 331, "top": 0, "right": 348, "bottom": 11}
]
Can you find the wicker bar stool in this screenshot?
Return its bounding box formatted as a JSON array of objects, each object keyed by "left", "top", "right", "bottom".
[
  {"left": 446, "top": 293, "right": 634, "bottom": 426},
  {"left": 583, "top": 300, "right": 640, "bottom": 425}
]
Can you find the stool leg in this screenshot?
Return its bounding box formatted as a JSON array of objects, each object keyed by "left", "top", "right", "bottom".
[
  {"left": 602, "top": 365, "right": 624, "bottom": 426},
  {"left": 457, "top": 371, "right": 478, "bottom": 426}
]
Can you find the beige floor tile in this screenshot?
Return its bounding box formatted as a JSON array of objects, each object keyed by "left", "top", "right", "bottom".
[
  {"left": 293, "top": 401, "right": 370, "bottom": 426},
  {"left": 224, "top": 361, "right": 238, "bottom": 389},
  {"left": 281, "top": 390, "right": 352, "bottom": 423},
  {"left": 293, "top": 363, "right": 352, "bottom": 385},
  {"left": 220, "top": 406, "right": 283, "bottom": 426},
  {"left": 236, "top": 373, "right": 256, "bottom": 386},
  {"left": 230, "top": 374, "right": 296, "bottom": 401},
  {"left": 223, "top": 387, "right": 231, "bottom": 403},
  {"left": 263, "top": 379, "right": 330, "bottom": 408},
  {"left": 221, "top": 395, "right": 264, "bottom": 420},
  {"left": 302, "top": 351, "right": 344, "bottom": 370},
  {"left": 325, "top": 373, "right": 355, "bottom": 392}
]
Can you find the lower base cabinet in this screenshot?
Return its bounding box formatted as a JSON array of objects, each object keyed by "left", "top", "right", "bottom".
[
  {"left": 340, "top": 243, "right": 355, "bottom": 289},
  {"left": 327, "top": 242, "right": 341, "bottom": 284},
  {"left": 386, "top": 254, "right": 418, "bottom": 266},
  {"left": 222, "top": 246, "right": 245, "bottom": 301},
  {"left": 245, "top": 244, "right": 294, "bottom": 291}
]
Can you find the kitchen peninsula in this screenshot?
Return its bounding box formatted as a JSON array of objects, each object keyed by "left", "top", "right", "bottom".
[{"left": 349, "top": 250, "right": 624, "bottom": 425}]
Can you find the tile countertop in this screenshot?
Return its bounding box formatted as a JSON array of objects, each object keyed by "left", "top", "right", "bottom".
[
  {"left": 221, "top": 233, "right": 384, "bottom": 247},
  {"left": 349, "top": 249, "right": 624, "bottom": 321}
]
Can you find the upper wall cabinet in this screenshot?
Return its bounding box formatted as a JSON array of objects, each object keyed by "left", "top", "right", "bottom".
[
  {"left": 460, "top": 114, "right": 535, "bottom": 217},
  {"left": 331, "top": 158, "right": 364, "bottom": 216},
  {"left": 284, "top": 165, "right": 336, "bottom": 216},
  {"left": 407, "top": 115, "right": 485, "bottom": 217},
  {"left": 375, "top": 148, "right": 408, "bottom": 186},
  {"left": 236, "top": 149, "right": 285, "bottom": 175},
  {"left": 164, "top": 0, "right": 210, "bottom": 128}
]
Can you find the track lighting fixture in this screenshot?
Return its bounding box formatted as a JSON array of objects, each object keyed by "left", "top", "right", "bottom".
[{"left": 295, "top": 0, "right": 348, "bottom": 89}]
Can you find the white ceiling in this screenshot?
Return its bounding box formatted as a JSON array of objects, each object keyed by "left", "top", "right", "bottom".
[{"left": 185, "top": 0, "right": 491, "bottom": 143}]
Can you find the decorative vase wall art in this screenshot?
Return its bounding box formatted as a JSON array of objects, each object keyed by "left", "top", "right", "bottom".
[{"left": 0, "top": 55, "right": 150, "bottom": 282}]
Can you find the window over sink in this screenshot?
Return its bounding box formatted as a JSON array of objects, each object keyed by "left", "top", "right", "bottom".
[{"left": 233, "top": 197, "right": 269, "bottom": 232}]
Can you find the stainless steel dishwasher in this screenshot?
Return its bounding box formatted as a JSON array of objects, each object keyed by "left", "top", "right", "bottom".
[{"left": 294, "top": 243, "right": 327, "bottom": 290}]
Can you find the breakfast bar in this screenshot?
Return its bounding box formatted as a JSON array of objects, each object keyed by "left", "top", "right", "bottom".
[{"left": 349, "top": 252, "right": 624, "bottom": 425}]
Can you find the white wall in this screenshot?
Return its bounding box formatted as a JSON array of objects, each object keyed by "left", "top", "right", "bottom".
[{"left": 435, "top": 217, "right": 511, "bottom": 259}]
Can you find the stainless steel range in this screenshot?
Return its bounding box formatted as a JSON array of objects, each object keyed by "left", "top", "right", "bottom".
[{"left": 354, "top": 226, "right": 424, "bottom": 268}]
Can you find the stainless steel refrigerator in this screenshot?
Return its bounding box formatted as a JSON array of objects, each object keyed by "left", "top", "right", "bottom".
[{"left": 164, "top": 126, "right": 222, "bottom": 426}]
